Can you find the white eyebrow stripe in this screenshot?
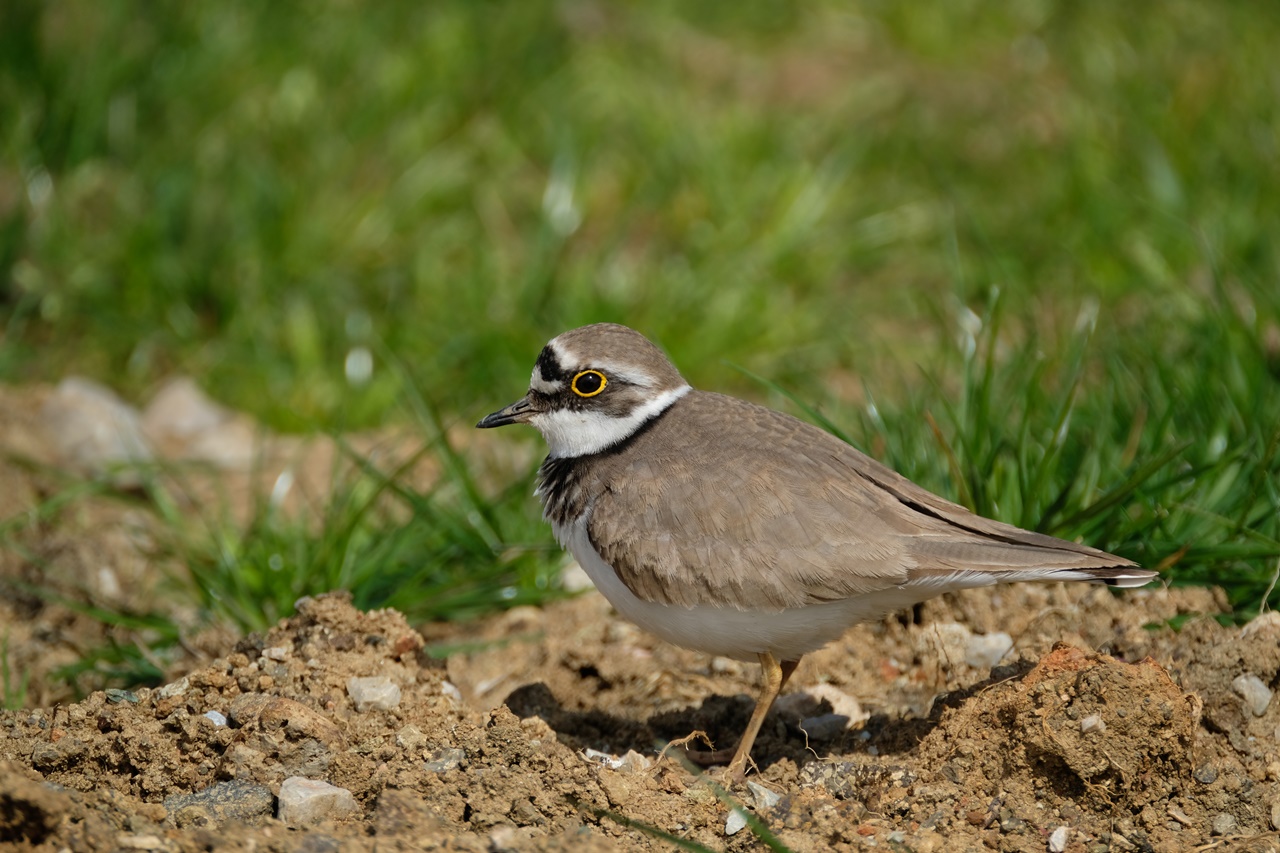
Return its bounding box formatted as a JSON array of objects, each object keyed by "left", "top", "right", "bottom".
[
  {"left": 548, "top": 339, "right": 659, "bottom": 388},
  {"left": 530, "top": 368, "right": 563, "bottom": 394}
]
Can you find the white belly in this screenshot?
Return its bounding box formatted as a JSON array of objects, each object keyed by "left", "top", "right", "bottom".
[{"left": 555, "top": 517, "right": 936, "bottom": 662}]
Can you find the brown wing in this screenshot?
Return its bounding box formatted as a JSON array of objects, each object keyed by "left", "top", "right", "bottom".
[{"left": 588, "top": 391, "right": 1139, "bottom": 611}]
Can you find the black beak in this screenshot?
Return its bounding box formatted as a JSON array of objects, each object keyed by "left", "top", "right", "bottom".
[{"left": 476, "top": 395, "right": 535, "bottom": 429}]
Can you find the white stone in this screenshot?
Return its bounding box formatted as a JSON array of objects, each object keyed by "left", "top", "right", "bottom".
[
  {"left": 1080, "top": 714, "right": 1106, "bottom": 734},
  {"left": 1241, "top": 610, "right": 1280, "bottom": 638},
  {"left": 1232, "top": 674, "right": 1273, "bottom": 717},
  {"left": 141, "top": 376, "right": 257, "bottom": 469},
  {"left": 395, "top": 724, "right": 426, "bottom": 750},
  {"left": 582, "top": 748, "right": 651, "bottom": 772},
  {"left": 347, "top": 676, "right": 401, "bottom": 712},
  {"left": 262, "top": 646, "right": 291, "bottom": 661},
  {"left": 747, "top": 781, "right": 781, "bottom": 810},
  {"left": 42, "top": 377, "right": 152, "bottom": 482},
  {"left": 203, "top": 710, "right": 227, "bottom": 727},
  {"left": 1048, "top": 825, "right": 1069, "bottom": 852},
  {"left": 965, "top": 632, "right": 1014, "bottom": 669},
  {"left": 276, "top": 777, "right": 359, "bottom": 826},
  {"left": 141, "top": 377, "right": 229, "bottom": 437},
  {"left": 441, "top": 680, "right": 463, "bottom": 703},
  {"left": 803, "top": 683, "right": 867, "bottom": 722},
  {"left": 725, "top": 807, "right": 749, "bottom": 836},
  {"left": 156, "top": 677, "right": 190, "bottom": 700},
  {"left": 559, "top": 560, "right": 595, "bottom": 593}
]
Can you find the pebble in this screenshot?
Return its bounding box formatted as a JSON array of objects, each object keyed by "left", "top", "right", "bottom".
[
  {"left": 1047, "top": 825, "right": 1069, "bottom": 852},
  {"left": 965, "top": 632, "right": 1014, "bottom": 669},
  {"left": 276, "top": 777, "right": 359, "bottom": 827},
  {"left": 725, "top": 807, "right": 749, "bottom": 836},
  {"left": 1080, "top": 714, "right": 1106, "bottom": 734},
  {"left": 488, "top": 825, "right": 520, "bottom": 852},
  {"left": 559, "top": 561, "right": 595, "bottom": 593},
  {"left": 395, "top": 724, "right": 427, "bottom": 750},
  {"left": 156, "top": 677, "right": 190, "bottom": 700},
  {"left": 41, "top": 377, "right": 153, "bottom": 482},
  {"left": 800, "top": 713, "right": 855, "bottom": 740},
  {"left": 1240, "top": 610, "right": 1280, "bottom": 637},
  {"left": 424, "top": 747, "right": 466, "bottom": 773},
  {"left": 441, "top": 681, "right": 463, "bottom": 703},
  {"left": 582, "top": 748, "right": 651, "bottom": 772},
  {"left": 1193, "top": 764, "right": 1218, "bottom": 785},
  {"left": 163, "top": 779, "right": 275, "bottom": 828},
  {"left": 347, "top": 676, "right": 402, "bottom": 712},
  {"left": 1211, "top": 812, "right": 1238, "bottom": 836},
  {"left": 141, "top": 376, "right": 255, "bottom": 468},
  {"left": 1231, "top": 674, "right": 1273, "bottom": 717},
  {"left": 747, "top": 781, "right": 781, "bottom": 812},
  {"left": 203, "top": 710, "right": 227, "bottom": 727}
]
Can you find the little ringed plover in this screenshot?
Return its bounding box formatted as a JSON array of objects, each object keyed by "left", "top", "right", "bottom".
[{"left": 477, "top": 323, "right": 1156, "bottom": 781}]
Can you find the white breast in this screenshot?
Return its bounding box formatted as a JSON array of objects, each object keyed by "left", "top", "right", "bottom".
[{"left": 553, "top": 515, "right": 942, "bottom": 662}]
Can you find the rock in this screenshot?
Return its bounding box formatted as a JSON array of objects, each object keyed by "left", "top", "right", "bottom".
[
  {"left": 747, "top": 781, "right": 781, "bottom": 810},
  {"left": 276, "top": 777, "right": 359, "bottom": 827},
  {"left": 203, "top": 710, "right": 227, "bottom": 727},
  {"left": 799, "top": 713, "right": 854, "bottom": 740},
  {"left": 262, "top": 646, "right": 291, "bottom": 662},
  {"left": 41, "top": 377, "right": 152, "bottom": 483},
  {"left": 1047, "top": 825, "right": 1069, "bottom": 852},
  {"left": 582, "top": 748, "right": 651, "bottom": 772},
  {"left": 141, "top": 377, "right": 255, "bottom": 468},
  {"left": 142, "top": 377, "right": 230, "bottom": 438},
  {"left": 347, "top": 676, "right": 402, "bottom": 712},
  {"left": 1271, "top": 799, "right": 1280, "bottom": 831},
  {"left": 395, "top": 724, "right": 426, "bottom": 750},
  {"left": 424, "top": 748, "right": 466, "bottom": 773},
  {"left": 559, "top": 560, "right": 595, "bottom": 593},
  {"left": 965, "top": 632, "right": 1014, "bottom": 669},
  {"left": 1080, "top": 714, "right": 1106, "bottom": 734},
  {"left": 1231, "top": 674, "right": 1273, "bottom": 717},
  {"left": 488, "top": 825, "right": 520, "bottom": 852},
  {"left": 775, "top": 682, "right": 868, "bottom": 738},
  {"left": 163, "top": 779, "right": 275, "bottom": 828},
  {"left": 1241, "top": 610, "right": 1280, "bottom": 638},
  {"left": 725, "top": 807, "right": 749, "bottom": 836},
  {"left": 1211, "top": 812, "right": 1238, "bottom": 836},
  {"left": 229, "top": 694, "right": 345, "bottom": 748},
  {"left": 156, "top": 677, "right": 190, "bottom": 700}
]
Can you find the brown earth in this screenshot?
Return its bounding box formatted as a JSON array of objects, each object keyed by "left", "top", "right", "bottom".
[{"left": 3, "top": 382, "right": 1280, "bottom": 852}]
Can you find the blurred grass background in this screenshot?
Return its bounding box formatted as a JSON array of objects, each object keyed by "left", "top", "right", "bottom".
[{"left": 1, "top": 0, "right": 1279, "bottom": 673}]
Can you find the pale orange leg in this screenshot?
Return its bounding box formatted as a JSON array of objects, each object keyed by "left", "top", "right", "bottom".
[{"left": 697, "top": 654, "right": 798, "bottom": 782}]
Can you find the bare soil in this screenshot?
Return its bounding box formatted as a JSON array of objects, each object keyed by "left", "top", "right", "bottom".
[{"left": 3, "top": 383, "right": 1280, "bottom": 852}]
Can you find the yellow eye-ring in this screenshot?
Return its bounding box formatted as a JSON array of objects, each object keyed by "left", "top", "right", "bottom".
[{"left": 571, "top": 370, "right": 607, "bottom": 397}]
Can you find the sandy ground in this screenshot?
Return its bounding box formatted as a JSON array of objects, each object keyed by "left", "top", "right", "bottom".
[{"left": 3, "top": 382, "right": 1280, "bottom": 851}]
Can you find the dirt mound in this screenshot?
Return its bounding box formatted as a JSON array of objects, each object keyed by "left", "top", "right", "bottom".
[{"left": 3, "top": 587, "right": 1279, "bottom": 851}]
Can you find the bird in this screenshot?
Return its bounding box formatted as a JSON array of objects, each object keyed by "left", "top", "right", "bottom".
[{"left": 476, "top": 322, "right": 1156, "bottom": 782}]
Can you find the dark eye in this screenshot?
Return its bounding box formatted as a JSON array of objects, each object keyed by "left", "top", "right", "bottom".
[{"left": 571, "top": 370, "right": 607, "bottom": 397}]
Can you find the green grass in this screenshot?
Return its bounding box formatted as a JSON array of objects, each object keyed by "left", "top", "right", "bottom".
[
  {"left": 1, "top": 0, "right": 1279, "bottom": 692},
  {"left": 165, "top": 384, "right": 565, "bottom": 633}
]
